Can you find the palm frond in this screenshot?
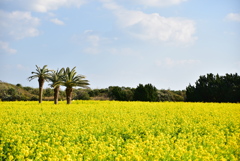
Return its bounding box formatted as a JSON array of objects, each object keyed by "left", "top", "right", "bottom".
[
  {"left": 61, "top": 67, "right": 89, "bottom": 88},
  {"left": 47, "top": 69, "right": 64, "bottom": 88},
  {"left": 28, "top": 65, "right": 50, "bottom": 82}
]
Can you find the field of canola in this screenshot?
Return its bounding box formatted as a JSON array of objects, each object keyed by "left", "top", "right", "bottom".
[{"left": 0, "top": 101, "right": 240, "bottom": 161}]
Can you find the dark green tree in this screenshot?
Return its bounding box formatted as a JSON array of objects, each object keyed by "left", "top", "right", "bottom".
[
  {"left": 108, "top": 86, "right": 124, "bottom": 101},
  {"left": 144, "top": 84, "right": 158, "bottom": 102},
  {"left": 134, "top": 84, "right": 158, "bottom": 102},
  {"left": 108, "top": 86, "right": 134, "bottom": 101},
  {"left": 16, "top": 84, "right": 22, "bottom": 88},
  {"left": 186, "top": 73, "right": 240, "bottom": 102},
  {"left": 73, "top": 89, "right": 90, "bottom": 100},
  {"left": 134, "top": 84, "right": 145, "bottom": 101}
]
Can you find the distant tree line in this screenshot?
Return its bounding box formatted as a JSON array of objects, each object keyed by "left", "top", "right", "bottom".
[
  {"left": 186, "top": 73, "right": 240, "bottom": 103},
  {"left": 1, "top": 72, "right": 239, "bottom": 103},
  {"left": 0, "top": 81, "right": 186, "bottom": 102},
  {"left": 63, "top": 84, "right": 185, "bottom": 102},
  {"left": 108, "top": 84, "right": 185, "bottom": 102}
]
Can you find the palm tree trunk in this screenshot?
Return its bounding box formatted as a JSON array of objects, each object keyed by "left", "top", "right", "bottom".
[
  {"left": 54, "top": 86, "right": 60, "bottom": 104},
  {"left": 66, "top": 87, "right": 73, "bottom": 104},
  {"left": 38, "top": 77, "right": 44, "bottom": 103}
]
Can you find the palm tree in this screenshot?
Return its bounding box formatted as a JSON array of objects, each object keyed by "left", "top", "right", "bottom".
[
  {"left": 47, "top": 69, "right": 64, "bottom": 104},
  {"left": 62, "top": 67, "right": 89, "bottom": 104},
  {"left": 28, "top": 65, "right": 50, "bottom": 103}
]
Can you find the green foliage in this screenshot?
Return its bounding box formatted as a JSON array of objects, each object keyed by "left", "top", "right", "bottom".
[
  {"left": 46, "top": 69, "right": 65, "bottom": 104},
  {"left": 23, "top": 86, "right": 33, "bottom": 91},
  {"left": 186, "top": 73, "right": 240, "bottom": 102},
  {"left": 30, "top": 96, "right": 38, "bottom": 101},
  {"left": 89, "top": 89, "right": 109, "bottom": 100},
  {"left": 43, "top": 88, "right": 54, "bottom": 97},
  {"left": 27, "top": 66, "right": 90, "bottom": 104},
  {"left": 158, "top": 90, "right": 185, "bottom": 102},
  {"left": 28, "top": 65, "right": 50, "bottom": 82},
  {"left": 0, "top": 81, "right": 186, "bottom": 102},
  {"left": 61, "top": 67, "right": 90, "bottom": 104},
  {"left": 108, "top": 86, "right": 134, "bottom": 101},
  {"left": 0, "top": 81, "right": 35, "bottom": 101},
  {"left": 16, "top": 84, "right": 22, "bottom": 88},
  {"left": 47, "top": 69, "right": 64, "bottom": 88},
  {"left": 88, "top": 89, "right": 100, "bottom": 97},
  {"left": 61, "top": 67, "right": 89, "bottom": 89},
  {"left": 134, "top": 84, "right": 158, "bottom": 102},
  {"left": 73, "top": 89, "right": 90, "bottom": 100},
  {"left": 28, "top": 65, "right": 51, "bottom": 103}
]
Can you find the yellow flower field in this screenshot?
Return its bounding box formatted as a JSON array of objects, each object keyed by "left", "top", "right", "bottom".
[{"left": 0, "top": 101, "right": 239, "bottom": 160}]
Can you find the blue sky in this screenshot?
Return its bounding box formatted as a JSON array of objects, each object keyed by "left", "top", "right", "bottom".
[{"left": 0, "top": 0, "right": 240, "bottom": 90}]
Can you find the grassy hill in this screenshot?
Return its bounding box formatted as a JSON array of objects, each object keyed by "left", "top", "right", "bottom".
[{"left": 0, "top": 81, "right": 38, "bottom": 101}]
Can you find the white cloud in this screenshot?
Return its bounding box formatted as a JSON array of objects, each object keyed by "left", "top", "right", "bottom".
[
  {"left": 0, "top": 0, "right": 86, "bottom": 12},
  {"left": 0, "top": 41, "right": 17, "bottom": 54},
  {"left": 156, "top": 58, "right": 200, "bottom": 68},
  {"left": 133, "top": 0, "right": 188, "bottom": 7},
  {"left": 226, "top": 13, "right": 240, "bottom": 22},
  {"left": 103, "top": 1, "right": 197, "bottom": 44},
  {"left": 72, "top": 30, "right": 140, "bottom": 56},
  {"left": 26, "top": 0, "right": 86, "bottom": 12},
  {"left": 80, "top": 30, "right": 104, "bottom": 51},
  {"left": 0, "top": 10, "right": 40, "bottom": 40},
  {"left": 50, "top": 18, "right": 65, "bottom": 25},
  {"left": 83, "top": 30, "right": 101, "bottom": 47},
  {"left": 107, "top": 47, "right": 140, "bottom": 56},
  {"left": 16, "top": 64, "right": 29, "bottom": 71},
  {"left": 83, "top": 48, "right": 101, "bottom": 55},
  {"left": 72, "top": 30, "right": 109, "bottom": 54}
]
